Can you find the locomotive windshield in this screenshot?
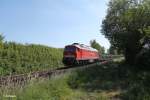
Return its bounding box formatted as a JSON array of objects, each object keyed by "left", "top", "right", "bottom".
[{"left": 65, "top": 46, "right": 76, "bottom": 52}]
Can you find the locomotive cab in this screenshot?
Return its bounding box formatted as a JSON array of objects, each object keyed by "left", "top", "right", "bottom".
[{"left": 63, "top": 46, "right": 78, "bottom": 65}]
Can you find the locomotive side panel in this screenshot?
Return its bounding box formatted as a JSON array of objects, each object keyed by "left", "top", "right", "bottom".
[
  {"left": 79, "top": 49, "right": 99, "bottom": 60},
  {"left": 76, "top": 47, "right": 82, "bottom": 60}
]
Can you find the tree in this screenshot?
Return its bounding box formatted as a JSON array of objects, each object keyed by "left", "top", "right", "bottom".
[
  {"left": 101, "top": 0, "right": 150, "bottom": 64},
  {"left": 108, "top": 46, "right": 117, "bottom": 55},
  {"left": 0, "top": 33, "right": 4, "bottom": 48},
  {"left": 90, "top": 40, "right": 105, "bottom": 54}
]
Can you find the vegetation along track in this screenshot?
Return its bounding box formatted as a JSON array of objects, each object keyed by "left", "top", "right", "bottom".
[{"left": 0, "top": 60, "right": 111, "bottom": 86}]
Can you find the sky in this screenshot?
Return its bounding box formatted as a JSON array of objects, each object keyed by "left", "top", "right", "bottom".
[{"left": 0, "top": 0, "right": 110, "bottom": 49}]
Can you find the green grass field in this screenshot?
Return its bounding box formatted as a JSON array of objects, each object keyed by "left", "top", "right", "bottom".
[
  {"left": 0, "top": 74, "right": 108, "bottom": 100},
  {"left": 1, "top": 60, "right": 150, "bottom": 100}
]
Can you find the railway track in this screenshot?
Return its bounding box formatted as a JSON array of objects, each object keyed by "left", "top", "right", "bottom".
[{"left": 0, "top": 60, "right": 110, "bottom": 86}]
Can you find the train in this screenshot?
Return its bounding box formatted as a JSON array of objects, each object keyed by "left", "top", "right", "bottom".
[{"left": 62, "top": 43, "right": 101, "bottom": 66}]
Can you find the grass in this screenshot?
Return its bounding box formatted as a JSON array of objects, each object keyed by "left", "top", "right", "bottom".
[
  {"left": 1, "top": 60, "right": 150, "bottom": 100},
  {"left": 0, "top": 74, "right": 108, "bottom": 100},
  {"left": 68, "top": 61, "right": 127, "bottom": 99},
  {"left": 68, "top": 60, "right": 150, "bottom": 100}
]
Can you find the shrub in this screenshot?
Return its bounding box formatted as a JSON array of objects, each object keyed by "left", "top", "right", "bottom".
[{"left": 0, "top": 42, "right": 64, "bottom": 75}]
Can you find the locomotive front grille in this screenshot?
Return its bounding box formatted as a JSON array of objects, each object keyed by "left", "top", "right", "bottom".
[{"left": 62, "top": 57, "right": 76, "bottom": 65}]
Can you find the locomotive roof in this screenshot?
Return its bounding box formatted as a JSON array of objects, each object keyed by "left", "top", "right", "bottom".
[{"left": 66, "top": 43, "right": 98, "bottom": 52}]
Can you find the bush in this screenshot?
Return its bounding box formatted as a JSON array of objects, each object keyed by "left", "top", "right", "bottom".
[
  {"left": 135, "top": 48, "right": 150, "bottom": 70},
  {"left": 0, "top": 74, "right": 108, "bottom": 100},
  {"left": 0, "top": 42, "right": 64, "bottom": 75}
]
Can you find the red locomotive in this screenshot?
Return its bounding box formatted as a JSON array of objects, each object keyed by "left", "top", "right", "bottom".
[{"left": 63, "top": 43, "right": 101, "bottom": 66}]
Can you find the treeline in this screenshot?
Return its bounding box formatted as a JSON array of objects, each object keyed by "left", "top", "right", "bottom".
[
  {"left": 90, "top": 40, "right": 105, "bottom": 54},
  {"left": 101, "top": 0, "right": 150, "bottom": 99},
  {"left": 0, "top": 41, "right": 63, "bottom": 75},
  {"left": 102, "top": 0, "right": 150, "bottom": 68}
]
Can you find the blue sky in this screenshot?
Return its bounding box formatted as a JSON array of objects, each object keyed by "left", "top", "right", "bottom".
[{"left": 0, "top": 0, "right": 110, "bottom": 49}]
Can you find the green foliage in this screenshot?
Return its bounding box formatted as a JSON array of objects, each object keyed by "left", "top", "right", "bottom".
[
  {"left": 68, "top": 62, "right": 126, "bottom": 90},
  {"left": 0, "top": 75, "right": 108, "bottom": 100},
  {"left": 101, "top": 0, "right": 150, "bottom": 64},
  {"left": 0, "top": 33, "right": 4, "bottom": 42},
  {"left": 1, "top": 60, "right": 150, "bottom": 100},
  {"left": 101, "top": 1, "right": 150, "bottom": 99},
  {"left": 108, "top": 46, "right": 118, "bottom": 55},
  {"left": 121, "top": 69, "right": 150, "bottom": 100},
  {"left": 0, "top": 42, "right": 64, "bottom": 75},
  {"left": 17, "top": 78, "right": 72, "bottom": 100},
  {"left": 90, "top": 40, "right": 105, "bottom": 54},
  {"left": 134, "top": 47, "right": 150, "bottom": 71},
  {"left": 0, "top": 33, "right": 4, "bottom": 49},
  {"left": 68, "top": 62, "right": 128, "bottom": 100},
  {"left": 68, "top": 61, "right": 150, "bottom": 100}
]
